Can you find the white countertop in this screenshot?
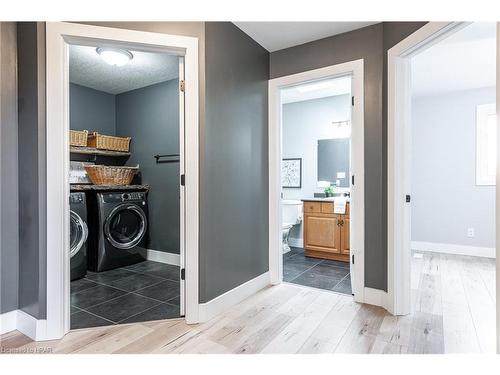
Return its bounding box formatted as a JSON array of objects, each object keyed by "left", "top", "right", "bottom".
[{"left": 301, "top": 196, "right": 350, "bottom": 203}]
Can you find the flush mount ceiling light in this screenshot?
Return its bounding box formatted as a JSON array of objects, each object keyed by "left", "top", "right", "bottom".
[
  {"left": 96, "top": 47, "right": 133, "bottom": 67},
  {"left": 296, "top": 80, "right": 337, "bottom": 93}
]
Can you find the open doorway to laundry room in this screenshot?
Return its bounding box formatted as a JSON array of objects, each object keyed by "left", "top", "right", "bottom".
[
  {"left": 269, "top": 60, "right": 365, "bottom": 304},
  {"left": 68, "top": 43, "right": 184, "bottom": 329}
]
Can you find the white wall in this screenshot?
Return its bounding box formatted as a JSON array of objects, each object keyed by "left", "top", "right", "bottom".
[
  {"left": 411, "top": 86, "right": 496, "bottom": 252},
  {"left": 282, "top": 94, "right": 351, "bottom": 243}
]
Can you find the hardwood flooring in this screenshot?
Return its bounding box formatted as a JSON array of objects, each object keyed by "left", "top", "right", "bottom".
[{"left": 0, "top": 251, "right": 495, "bottom": 354}]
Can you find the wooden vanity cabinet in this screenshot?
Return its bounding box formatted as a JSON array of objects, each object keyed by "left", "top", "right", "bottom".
[{"left": 303, "top": 200, "right": 350, "bottom": 262}]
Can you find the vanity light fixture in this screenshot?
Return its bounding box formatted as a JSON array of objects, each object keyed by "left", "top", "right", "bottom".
[{"left": 96, "top": 47, "right": 133, "bottom": 67}]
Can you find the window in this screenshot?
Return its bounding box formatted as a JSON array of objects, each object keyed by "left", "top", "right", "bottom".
[{"left": 476, "top": 103, "right": 497, "bottom": 186}]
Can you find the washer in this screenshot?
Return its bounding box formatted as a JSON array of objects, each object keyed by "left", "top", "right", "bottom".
[
  {"left": 88, "top": 191, "right": 148, "bottom": 272},
  {"left": 70, "top": 192, "right": 88, "bottom": 281}
]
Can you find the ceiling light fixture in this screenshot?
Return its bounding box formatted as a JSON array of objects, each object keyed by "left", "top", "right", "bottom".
[
  {"left": 96, "top": 47, "right": 133, "bottom": 67},
  {"left": 296, "top": 80, "right": 337, "bottom": 93}
]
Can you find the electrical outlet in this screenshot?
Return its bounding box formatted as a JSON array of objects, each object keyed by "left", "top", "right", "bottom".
[{"left": 467, "top": 227, "right": 475, "bottom": 238}]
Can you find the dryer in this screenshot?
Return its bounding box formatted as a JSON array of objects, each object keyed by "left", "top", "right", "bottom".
[
  {"left": 88, "top": 191, "right": 148, "bottom": 272},
  {"left": 70, "top": 192, "right": 88, "bottom": 281}
]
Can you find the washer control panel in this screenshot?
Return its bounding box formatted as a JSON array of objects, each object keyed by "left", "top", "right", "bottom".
[
  {"left": 100, "top": 191, "right": 147, "bottom": 204},
  {"left": 70, "top": 192, "right": 85, "bottom": 204},
  {"left": 121, "top": 192, "right": 145, "bottom": 201}
]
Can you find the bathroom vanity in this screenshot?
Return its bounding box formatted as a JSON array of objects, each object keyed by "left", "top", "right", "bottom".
[{"left": 302, "top": 199, "right": 350, "bottom": 262}]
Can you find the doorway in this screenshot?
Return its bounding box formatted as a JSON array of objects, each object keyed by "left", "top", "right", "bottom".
[
  {"left": 388, "top": 22, "right": 498, "bottom": 352},
  {"left": 44, "top": 22, "right": 199, "bottom": 340},
  {"left": 268, "top": 60, "right": 365, "bottom": 303},
  {"left": 68, "top": 45, "right": 184, "bottom": 329},
  {"left": 280, "top": 76, "right": 353, "bottom": 294}
]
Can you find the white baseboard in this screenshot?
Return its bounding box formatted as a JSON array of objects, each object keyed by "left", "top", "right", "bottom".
[
  {"left": 146, "top": 249, "right": 180, "bottom": 266},
  {"left": 411, "top": 241, "right": 495, "bottom": 258},
  {"left": 16, "top": 310, "right": 48, "bottom": 341},
  {"left": 198, "top": 272, "right": 270, "bottom": 322},
  {"left": 364, "top": 287, "right": 388, "bottom": 310},
  {"left": 288, "top": 237, "right": 304, "bottom": 248},
  {"left": 0, "top": 310, "right": 48, "bottom": 340},
  {"left": 0, "top": 310, "right": 17, "bottom": 335}
]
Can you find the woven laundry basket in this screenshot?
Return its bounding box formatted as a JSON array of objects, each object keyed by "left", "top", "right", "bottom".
[
  {"left": 70, "top": 130, "right": 89, "bottom": 147},
  {"left": 88, "top": 132, "right": 131, "bottom": 152},
  {"left": 84, "top": 165, "right": 138, "bottom": 186}
]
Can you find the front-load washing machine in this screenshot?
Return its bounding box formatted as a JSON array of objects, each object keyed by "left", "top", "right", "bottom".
[
  {"left": 88, "top": 191, "right": 148, "bottom": 272},
  {"left": 70, "top": 192, "right": 88, "bottom": 281}
]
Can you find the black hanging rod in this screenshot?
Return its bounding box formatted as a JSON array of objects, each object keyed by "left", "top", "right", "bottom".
[{"left": 154, "top": 153, "right": 180, "bottom": 163}]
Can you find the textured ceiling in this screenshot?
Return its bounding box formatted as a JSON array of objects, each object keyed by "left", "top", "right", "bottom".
[
  {"left": 412, "top": 22, "right": 496, "bottom": 97},
  {"left": 233, "top": 22, "right": 377, "bottom": 52},
  {"left": 69, "top": 45, "right": 179, "bottom": 94}
]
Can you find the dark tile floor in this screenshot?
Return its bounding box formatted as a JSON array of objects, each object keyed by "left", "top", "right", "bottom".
[
  {"left": 70, "top": 260, "right": 181, "bottom": 329},
  {"left": 283, "top": 247, "right": 352, "bottom": 295}
]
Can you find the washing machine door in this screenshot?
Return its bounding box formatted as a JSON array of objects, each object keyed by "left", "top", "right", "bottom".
[
  {"left": 104, "top": 204, "right": 148, "bottom": 250},
  {"left": 70, "top": 210, "right": 88, "bottom": 258}
]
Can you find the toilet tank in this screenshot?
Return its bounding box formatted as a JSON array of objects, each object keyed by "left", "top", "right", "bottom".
[{"left": 282, "top": 199, "right": 303, "bottom": 226}]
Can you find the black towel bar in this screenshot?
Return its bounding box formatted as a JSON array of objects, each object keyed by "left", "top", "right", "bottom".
[{"left": 154, "top": 153, "right": 180, "bottom": 163}]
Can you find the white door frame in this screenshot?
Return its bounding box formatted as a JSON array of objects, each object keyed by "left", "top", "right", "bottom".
[
  {"left": 268, "top": 60, "right": 365, "bottom": 303},
  {"left": 387, "top": 21, "right": 477, "bottom": 316},
  {"left": 496, "top": 22, "right": 500, "bottom": 354},
  {"left": 45, "top": 22, "right": 199, "bottom": 340}
]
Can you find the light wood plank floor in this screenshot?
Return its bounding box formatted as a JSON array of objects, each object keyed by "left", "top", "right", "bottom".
[{"left": 0, "top": 252, "right": 495, "bottom": 354}]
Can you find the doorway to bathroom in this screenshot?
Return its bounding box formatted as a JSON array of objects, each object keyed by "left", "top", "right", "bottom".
[{"left": 268, "top": 60, "right": 365, "bottom": 304}]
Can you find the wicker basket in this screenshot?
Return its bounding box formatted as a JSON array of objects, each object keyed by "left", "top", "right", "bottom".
[
  {"left": 84, "top": 165, "right": 138, "bottom": 186},
  {"left": 88, "top": 132, "right": 131, "bottom": 152},
  {"left": 70, "top": 130, "right": 89, "bottom": 147}
]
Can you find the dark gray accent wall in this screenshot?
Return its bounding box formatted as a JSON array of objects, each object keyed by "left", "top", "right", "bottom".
[
  {"left": 0, "top": 22, "right": 19, "bottom": 314},
  {"left": 116, "top": 79, "right": 180, "bottom": 254},
  {"left": 16, "top": 22, "right": 47, "bottom": 318},
  {"left": 270, "top": 22, "right": 426, "bottom": 291},
  {"left": 201, "top": 22, "right": 269, "bottom": 303},
  {"left": 70, "top": 83, "right": 116, "bottom": 135}
]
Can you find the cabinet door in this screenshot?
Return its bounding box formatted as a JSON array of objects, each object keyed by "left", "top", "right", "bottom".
[
  {"left": 304, "top": 214, "right": 341, "bottom": 253},
  {"left": 341, "top": 217, "right": 350, "bottom": 255}
]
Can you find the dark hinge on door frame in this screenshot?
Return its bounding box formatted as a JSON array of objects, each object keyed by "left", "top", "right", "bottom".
[
  {"left": 180, "top": 174, "right": 185, "bottom": 186},
  {"left": 351, "top": 96, "right": 354, "bottom": 106},
  {"left": 180, "top": 268, "right": 185, "bottom": 280},
  {"left": 180, "top": 80, "right": 185, "bottom": 92},
  {"left": 352, "top": 254, "right": 355, "bottom": 264}
]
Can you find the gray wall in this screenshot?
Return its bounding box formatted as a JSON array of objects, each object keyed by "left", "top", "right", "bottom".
[
  {"left": 17, "top": 22, "right": 47, "bottom": 318},
  {"left": 0, "top": 22, "right": 19, "bottom": 314},
  {"left": 270, "top": 22, "right": 426, "bottom": 291},
  {"left": 411, "top": 87, "right": 496, "bottom": 249},
  {"left": 201, "top": 22, "right": 269, "bottom": 303},
  {"left": 116, "top": 79, "right": 180, "bottom": 254},
  {"left": 282, "top": 95, "right": 351, "bottom": 200},
  {"left": 70, "top": 83, "right": 116, "bottom": 135}
]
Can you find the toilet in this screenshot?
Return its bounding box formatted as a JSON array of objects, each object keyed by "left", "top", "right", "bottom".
[{"left": 282, "top": 199, "right": 303, "bottom": 254}]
